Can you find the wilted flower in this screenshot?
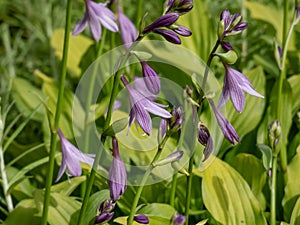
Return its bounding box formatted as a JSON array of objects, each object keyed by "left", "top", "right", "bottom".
[
  {"left": 117, "top": 7, "right": 138, "bottom": 49},
  {"left": 209, "top": 99, "right": 239, "bottom": 144},
  {"left": 73, "top": 0, "right": 118, "bottom": 41},
  {"left": 198, "top": 122, "right": 213, "bottom": 161},
  {"left": 140, "top": 61, "right": 160, "bottom": 94},
  {"left": 121, "top": 75, "right": 172, "bottom": 135},
  {"left": 94, "top": 199, "right": 115, "bottom": 224},
  {"left": 171, "top": 212, "right": 186, "bottom": 225},
  {"left": 218, "top": 63, "right": 264, "bottom": 113},
  {"left": 56, "top": 129, "right": 95, "bottom": 182},
  {"left": 108, "top": 137, "right": 127, "bottom": 201},
  {"left": 170, "top": 106, "right": 184, "bottom": 132},
  {"left": 134, "top": 214, "right": 149, "bottom": 224}
]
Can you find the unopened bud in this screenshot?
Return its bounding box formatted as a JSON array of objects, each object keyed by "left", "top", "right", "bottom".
[
  {"left": 170, "top": 106, "right": 184, "bottom": 131},
  {"left": 152, "top": 150, "right": 183, "bottom": 167},
  {"left": 134, "top": 214, "right": 149, "bottom": 224},
  {"left": 268, "top": 120, "right": 281, "bottom": 148}
]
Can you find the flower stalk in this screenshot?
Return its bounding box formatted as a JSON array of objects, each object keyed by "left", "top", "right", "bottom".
[{"left": 41, "top": 0, "right": 73, "bottom": 224}]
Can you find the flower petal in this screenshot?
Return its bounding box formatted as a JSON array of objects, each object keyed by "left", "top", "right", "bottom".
[
  {"left": 72, "top": 13, "right": 88, "bottom": 36},
  {"left": 135, "top": 104, "right": 152, "bottom": 135}
]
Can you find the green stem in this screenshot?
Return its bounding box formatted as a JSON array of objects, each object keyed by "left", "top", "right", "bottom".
[
  {"left": 41, "top": 0, "right": 73, "bottom": 224},
  {"left": 170, "top": 173, "right": 178, "bottom": 207},
  {"left": 127, "top": 135, "right": 169, "bottom": 225},
  {"left": 282, "top": 0, "right": 289, "bottom": 48},
  {"left": 201, "top": 40, "right": 220, "bottom": 92},
  {"left": 136, "top": 0, "right": 143, "bottom": 27},
  {"left": 81, "top": 29, "right": 107, "bottom": 198},
  {"left": 77, "top": 36, "right": 144, "bottom": 225},
  {"left": 277, "top": 7, "right": 298, "bottom": 184},
  {"left": 270, "top": 154, "right": 278, "bottom": 225},
  {"left": 184, "top": 153, "right": 194, "bottom": 225},
  {"left": 184, "top": 39, "right": 220, "bottom": 224}
]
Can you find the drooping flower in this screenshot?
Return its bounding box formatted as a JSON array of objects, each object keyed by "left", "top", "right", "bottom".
[
  {"left": 108, "top": 137, "right": 127, "bottom": 201},
  {"left": 73, "top": 0, "right": 118, "bottom": 41},
  {"left": 198, "top": 122, "right": 213, "bottom": 161},
  {"left": 94, "top": 199, "right": 115, "bottom": 224},
  {"left": 117, "top": 7, "right": 138, "bottom": 49},
  {"left": 134, "top": 214, "right": 149, "bottom": 224},
  {"left": 56, "top": 129, "right": 95, "bottom": 182},
  {"left": 209, "top": 99, "right": 239, "bottom": 144},
  {"left": 171, "top": 212, "right": 186, "bottom": 225},
  {"left": 121, "top": 75, "right": 172, "bottom": 135},
  {"left": 140, "top": 61, "right": 160, "bottom": 94},
  {"left": 218, "top": 63, "right": 264, "bottom": 113}
]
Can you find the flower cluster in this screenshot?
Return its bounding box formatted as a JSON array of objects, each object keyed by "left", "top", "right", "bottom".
[{"left": 142, "top": 1, "right": 193, "bottom": 44}]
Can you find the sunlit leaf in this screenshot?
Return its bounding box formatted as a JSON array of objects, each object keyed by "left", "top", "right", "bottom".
[
  {"left": 290, "top": 197, "right": 300, "bottom": 225},
  {"left": 51, "top": 29, "right": 93, "bottom": 77},
  {"left": 196, "top": 157, "right": 267, "bottom": 225},
  {"left": 288, "top": 74, "right": 300, "bottom": 115}
]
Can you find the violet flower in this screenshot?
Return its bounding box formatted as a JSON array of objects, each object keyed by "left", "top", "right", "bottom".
[
  {"left": 198, "top": 122, "right": 213, "bottom": 161},
  {"left": 171, "top": 212, "right": 186, "bottom": 225},
  {"left": 143, "top": 12, "right": 179, "bottom": 33},
  {"left": 117, "top": 7, "right": 138, "bottom": 49},
  {"left": 73, "top": 0, "right": 118, "bottom": 41},
  {"left": 140, "top": 61, "right": 160, "bottom": 95},
  {"left": 56, "top": 129, "right": 95, "bottom": 182},
  {"left": 134, "top": 214, "right": 149, "bottom": 224},
  {"left": 108, "top": 137, "right": 127, "bottom": 201},
  {"left": 165, "top": 0, "right": 193, "bottom": 15},
  {"left": 218, "top": 63, "right": 264, "bottom": 113},
  {"left": 121, "top": 75, "right": 172, "bottom": 135},
  {"left": 209, "top": 99, "right": 239, "bottom": 144},
  {"left": 172, "top": 25, "right": 192, "bottom": 36},
  {"left": 153, "top": 28, "right": 181, "bottom": 44}
]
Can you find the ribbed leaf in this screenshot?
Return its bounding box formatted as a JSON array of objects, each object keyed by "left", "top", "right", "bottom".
[{"left": 196, "top": 157, "right": 267, "bottom": 225}]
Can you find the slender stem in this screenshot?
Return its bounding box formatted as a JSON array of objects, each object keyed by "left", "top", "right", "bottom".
[
  {"left": 170, "top": 173, "right": 178, "bottom": 207},
  {"left": 201, "top": 40, "right": 220, "bottom": 92},
  {"left": 41, "top": 0, "right": 73, "bottom": 224},
  {"left": 127, "top": 135, "right": 169, "bottom": 225},
  {"left": 270, "top": 154, "right": 278, "bottom": 225},
  {"left": 241, "top": 0, "right": 248, "bottom": 70},
  {"left": 276, "top": 8, "right": 298, "bottom": 184},
  {"left": 136, "top": 0, "right": 143, "bottom": 27},
  {"left": 77, "top": 36, "right": 144, "bottom": 225},
  {"left": 184, "top": 153, "right": 194, "bottom": 225},
  {"left": 81, "top": 29, "right": 107, "bottom": 198},
  {"left": 0, "top": 109, "right": 14, "bottom": 212},
  {"left": 282, "top": 0, "right": 289, "bottom": 48}
]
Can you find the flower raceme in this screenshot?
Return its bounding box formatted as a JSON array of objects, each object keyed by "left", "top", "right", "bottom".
[
  {"left": 108, "top": 137, "right": 127, "bottom": 201},
  {"left": 121, "top": 75, "right": 172, "bottom": 135},
  {"left": 218, "top": 63, "right": 264, "bottom": 113},
  {"left": 56, "top": 129, "right": 95, "bottom": 182},
  {"left": 73, "top": 0, "right": 118, "bottom": 41}
]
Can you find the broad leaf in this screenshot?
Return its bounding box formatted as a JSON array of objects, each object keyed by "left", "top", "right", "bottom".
[
  {"left": 288, "top": 74, "right": 300, "bottom": 115},
  {"left": 290, "top": 197, "right": 300, "bottom": 225},
  {"left": 51, "top": 29, "right": 93, "bottom": 77},
  {"left": 196, "top": 157, "right": 267, "bottom": 225}
]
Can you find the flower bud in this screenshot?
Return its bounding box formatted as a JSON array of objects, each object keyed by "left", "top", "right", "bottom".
[
  {"left": 134, "top": 214, "right": 149, "bottom": 224},
  {"left": 268, "top": 120, "right": 281, "bottom": 149},
  {"left": 171, "top": 212, "right": 186, "bottom": 225},
  {"left": 158, "top": 118, "right": 168, "bottom": 142},
  {"left": 170, "top": 106, "right": 184, "bottom": 132},
  {"left": 198, "top": 122, "right": 213, "bottom": 161},
  {"left": 153, "top": 28, "right": 181, "bottom": 44},
  {"left": 143, "top": 13, "right": 179, "bottom": 33},
  {"left": 171, "top": 25, "right": 192, "bottom": 36},
  {"left": 152, "top": 150, "right": 183, "bottom": 167}
]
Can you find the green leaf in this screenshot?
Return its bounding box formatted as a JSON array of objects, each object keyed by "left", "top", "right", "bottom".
[
  {"left": 103, "top": 118, "right": 129, "bottom": 137},
  {"left": 51, "top": 176, "right": 86, "bottom": 196},
  {"left": 257, "top": 144, "right": 273, "bottom": 170},
  {"left": 288, "top": 74, "right": 300, "bottom": 115},
  {"left": 196, "top": 157, "right": 267, "bottom": 225},
  {"left": 283, "top": 146, "right": 300, "bottom": 220},
  {"left": 51, "top": 29, "right": 93, "bottom": 77},
  {"left": 11, "top": 77, "right": 46, "bottom": 121},
  {"left": 229, "top": 153, "right": 267, "bottom": 210},
  {"left": 290, "top": 197, "right": 300, "bottom": 225},
  {"left": 2, "top": 199, "right": 40, "bottom": 225}
]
